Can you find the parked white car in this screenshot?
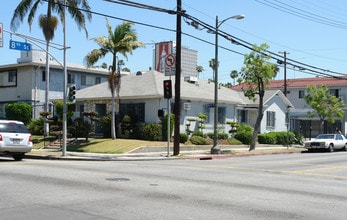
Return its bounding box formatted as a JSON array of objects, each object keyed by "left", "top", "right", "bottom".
[
  {"left": 304, "top": 134, "right": 347, "bottom": 152},
  {"left": 0, "top": 120, "right": 33, "bottom": 160}
]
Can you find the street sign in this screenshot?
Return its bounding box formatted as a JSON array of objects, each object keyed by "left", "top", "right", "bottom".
[
  {"left": 0, "top": 23, "right": 3, "bottom": 47},
  {"left": 9, "top": 40, "right": 31, "bottom": 52},
  {"left": 165, "top": 54, "right": 176, "bottom": 76}
]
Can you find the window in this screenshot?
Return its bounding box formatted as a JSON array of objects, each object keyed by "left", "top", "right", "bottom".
[
  {"left": 237, "top": 109, "right": 247, "bottom": 123},
  {"left": 218, "top": 107, "right": 226, "bottom": 124},
  {"left": 68, "top": 73, "right": 75, "bottom": 84},
  {"left": 299, "top": 90, "right": 305, "bottom": 98},
  {"left": 95, "top": 77, "right": 101, "bottom": 84},
  {"left": 42, "top": 71, "right": 45, "bottom": 81},
  {"left": 8, "top": 71, "right": 17, "bottom": 82},
  {"left": 0, "top": 70, "right": 17, "bottom": 87},
  {"left": 81, "top": 75, "right": 86, "bottom": 85},
  {"left": 330, "top": 89, "right": 339, "bottom": 97},
  {"left": 266, "top": 111, "right": 276, "bottom": 127},
  {"left": 119, "top": 103, "right": 145, "bottom": 122}
]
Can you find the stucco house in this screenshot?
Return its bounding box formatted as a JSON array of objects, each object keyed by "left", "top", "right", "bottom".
[
  {"left": 233, "top": 76, "right": 347, "bottom": 138},
  {"left": 74, "top": 70, "right": 293, "bottom": 135}
]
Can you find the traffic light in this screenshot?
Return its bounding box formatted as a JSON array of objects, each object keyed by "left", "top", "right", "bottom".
[
  {"left": 68, "top": 85, "right": 76, "bottom": 102},
  {"left": 163, "top": 80, "right": 172, "bottom": 99}
]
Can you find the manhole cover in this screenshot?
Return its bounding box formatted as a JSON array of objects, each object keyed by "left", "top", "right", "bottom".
[{"left": 105, "top": 178, "right": 130, "bottom": 182}]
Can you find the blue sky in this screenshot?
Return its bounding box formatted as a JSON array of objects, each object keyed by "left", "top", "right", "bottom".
[{"left": 1, "top": 0, "right": 347, "bottom": 83}]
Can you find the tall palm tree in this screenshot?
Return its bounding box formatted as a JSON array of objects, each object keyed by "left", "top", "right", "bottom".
[
  {"left": 11, "top": 0, "right": 92, "bottom": 135},
  {"left": 196, "top": 65, "right": 204, "bottom": 79},
  {"left": 85, "top": 18, "right": 145, "bottom": 140}
]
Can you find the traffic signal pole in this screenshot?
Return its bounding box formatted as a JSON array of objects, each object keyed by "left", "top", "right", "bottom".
[{"left": 167, "top": 97, "right": 171, "bottom": 157}]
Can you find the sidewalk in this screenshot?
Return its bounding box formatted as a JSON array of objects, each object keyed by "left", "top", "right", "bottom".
[{"left": 25, "top": 145, "right": 305, "bottom": 161}]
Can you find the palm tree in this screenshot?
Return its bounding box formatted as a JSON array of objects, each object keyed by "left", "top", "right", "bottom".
[
  {"left": 230, "top": 70, "right": 238, "bottom": 85},
  {"left": 85, "top": 18, "right": 145, "bottom": 140},
  {"left": 196, "top": 65, "right": 204, "bottom": 79},
  {"left": 11, "top": 0, "right": 92, "bottom": 136}
]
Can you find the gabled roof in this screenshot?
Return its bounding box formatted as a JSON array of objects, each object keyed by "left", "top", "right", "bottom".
[
  {"left": 76, "top": 70, "right": 245, "bottom": 104},
  {"left": 236, "top": 90, "right": 294, "bottom": 108}
]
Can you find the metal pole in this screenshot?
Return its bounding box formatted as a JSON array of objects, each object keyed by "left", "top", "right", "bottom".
[
  {"left": 167, "top": 98, "right": 171, "bottom": 157},
  {"left": 62, "top": 0, "right": 67, "bottom": 156},
  {"left": 211, "top": 16, "right": 220, "bottom": 154}
]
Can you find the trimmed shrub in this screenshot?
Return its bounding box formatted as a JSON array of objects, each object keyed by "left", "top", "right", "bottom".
[
  {"left": 180, "top": 133, "right": 188, "bottom": 143},
  {"left": 218, "top": 133, "right": 229, "bottom": 140},
  {"left": 190, "top": 135, "right": 209, "bottom": 145},
  {"left": 258, "top": 132, "right": 296, "bottom": 145},
  {"left": 234, "top": 123, "right": 253, "bottom": 145},
  {"left": 192, "top": 130, "right": 205, "bottom": 138},
  {"left": 142, "top": 123, "right": 161, "bottom": 141},
  {"left": 258, "top": 133, "right": 276, "bottom": 144},
  {"left": 227, "top": 137, "right": 243, "bottom": 145},
  {"left": 28, "top": 117, "right": 44, "bottom": 135}
]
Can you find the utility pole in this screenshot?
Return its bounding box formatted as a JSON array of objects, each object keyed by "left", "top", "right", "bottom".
[
  {"left": 279, "top": 51, "right": 289, "bottom": 96},
  {"left": 173, "top": 0, "right": 182, "bottom": 156}
]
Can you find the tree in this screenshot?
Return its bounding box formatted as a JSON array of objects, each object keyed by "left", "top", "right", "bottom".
[
  {"left": 305, "top": 84, "right": 345, "bottom": 133},
  {"left": 237, "top": 43, "right": 278, "bottom": 151},
  {"left": 5, "top": 103, "right": 32, "bottom": 125},
  {"left": 11, "top": 0, "right": 92, "bottom": 135},
  {"left": 230, "top": 70, "right": 238, "bottom": 85},
  {"left": 85, "top": 18, "right": 145, "bottom": 140},
  {"left": 196, "top": 65, "right": 204, "bottom": 79}
]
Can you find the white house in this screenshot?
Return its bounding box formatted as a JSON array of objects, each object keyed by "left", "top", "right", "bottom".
[
  {"left": 233, "top": 76, "right": 347, "bottom": 138},
  {"left": 75, "top": 70, "right": 293, "bottom": 135}
]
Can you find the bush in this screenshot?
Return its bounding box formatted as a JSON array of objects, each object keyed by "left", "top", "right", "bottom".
[
  {"left": 190, "top": 135, "right": 209, "bottom": 145},
  {"left": 142, "top": 123, "right": 161, "bottom": 141},
  {"left": 5, "top": 102, "right": 32, "bottom": 124},
  {"left": 28, "top": 117, "right": 44, "bottom": 135},
  {"left": 180, "top": 133, "right": 188, "bottom": 143},
  {"left": 234, "top": 123, "right": 253, "bottom": 145},
  {"left": 258, "top": 132, "right": 296, "bottom": 145},
  {"left": 218, "top": 133, "right": 229, "bottom": 140},
  {"left": 206, "top": 132, "right": 228, "bottom": 140},
  {"left": 258, "top": 133, "right": 276, "bottom": 144},
  {"left": 192, "top": 130, "right": 205, "bottom": 137},
  {"left": 227, "top": 137, "right": 243, "bottom": 145}
]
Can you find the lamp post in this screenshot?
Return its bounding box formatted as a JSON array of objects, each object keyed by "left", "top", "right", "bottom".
[{"left": 211, "top": 14, "right": 244, "bottom": 154}]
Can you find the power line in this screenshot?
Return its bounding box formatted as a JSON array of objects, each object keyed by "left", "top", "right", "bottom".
[{"left": 44, "top": 0, "right": 347, "bottom": 79}]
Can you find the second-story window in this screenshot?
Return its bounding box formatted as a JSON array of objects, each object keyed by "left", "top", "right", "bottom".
[
  {"left": 81, "top": 75, "right": 86, "bottom": 86},
  {"left": 299, "top": 90, "right": 305, "bottom": 99},
  {"left": 8, "top": 71, "right": 17, "bottom": 83},
  {"left": 68, "top": 73, "right": 75, "bottom": 84},
  {"left": 330, "top": 89, "right": 339, "bottom": 98}
]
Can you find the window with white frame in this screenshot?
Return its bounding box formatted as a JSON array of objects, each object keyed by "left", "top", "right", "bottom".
[{"left": 266, "top": 111, "right": 276, "bottom": 127}]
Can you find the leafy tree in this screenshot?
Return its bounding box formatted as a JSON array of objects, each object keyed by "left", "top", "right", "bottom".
[
  {"left": 85, "top": 18, "right": 145, "bottom": 140},
  {"left": 237, "top": 43, "right": 278, "bottom": 151},
  {"left": 11, "top": 0, "right": 92, "bottom": 134},
  {"left": 5, "top": 103, "right": 32, "bottom": 124},
  {"left": 305, "top": 84, "right": 345, "bottom": 133}
]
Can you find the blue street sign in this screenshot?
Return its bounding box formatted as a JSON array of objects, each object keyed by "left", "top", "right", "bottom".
[{"left": 9, "top": 40, "right": 31, "bottom": 51}]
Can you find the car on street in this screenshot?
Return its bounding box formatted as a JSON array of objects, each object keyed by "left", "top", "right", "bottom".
[
  {"left": 0, "top": 120, "right": 33, "bottom": 160},
  {"left": 304, "top": 134, "right": 347, "bottom": 152}
]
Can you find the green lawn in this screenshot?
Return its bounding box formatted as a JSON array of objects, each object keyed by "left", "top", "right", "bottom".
[{"left": 33, "top": 136, "right": 168, "bottom": 154}]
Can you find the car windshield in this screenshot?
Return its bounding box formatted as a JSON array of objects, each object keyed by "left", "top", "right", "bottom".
[
  {"left": 316, "top": 134, "right": 334, "bottom": 139},
  {"left": 0, "top": 123, "right": 30, "bottom": 133}
]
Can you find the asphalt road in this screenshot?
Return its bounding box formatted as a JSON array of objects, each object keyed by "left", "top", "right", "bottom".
[{"left": 1, "top": 151, "right": 347, "bottom": 220}]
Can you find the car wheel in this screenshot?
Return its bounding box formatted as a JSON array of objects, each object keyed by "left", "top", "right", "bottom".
[
  {"left": 12, "top": 153, "right": 24, "bottom": 161},
  {"left": 344, "top": 144, "right": 347, "bottom": 151},
  {"left": 328, "top": 144, "right": 334, "bottom": 152}
]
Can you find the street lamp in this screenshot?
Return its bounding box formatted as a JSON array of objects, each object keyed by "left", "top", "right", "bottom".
[{"left": 211, "top": 14, "right": 244, "bottom": 154}]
